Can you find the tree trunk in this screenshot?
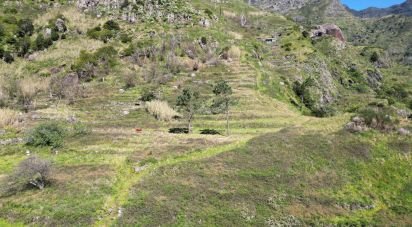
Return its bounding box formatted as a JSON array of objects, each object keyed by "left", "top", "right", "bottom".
[
  {"left": 226, "top": 108, "right": 230, "bottom": 136},
  {"left": 188, "top": 114, "right": 193, "bottom": 134}
]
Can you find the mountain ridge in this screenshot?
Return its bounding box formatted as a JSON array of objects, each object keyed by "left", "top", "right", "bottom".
[{"left": 349, "top": 0, "right": 412, "bottom": 18}]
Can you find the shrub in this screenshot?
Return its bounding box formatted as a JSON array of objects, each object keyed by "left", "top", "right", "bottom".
[
  {"left": 17, "top": 37, "right": 31, "bottom": 57},
  {"left": 227, "top": 46, "right": 241, "bottom": 60},
  {"left": 0, "top": 24, "right": 4, "bottom": 37},
  {"left": 26, "top": 122, "right": 66, "bottom": 148},
  {"left": 17, "top": 77, "right": 49, "bottom": 111},
  {"left": 50, "top": 74, "right": 82, "bottom": 104},
  {"left": 34, "top": 34, "right": 53, "bottom": 51},
  {"left": 370, "top": 51, "right": 379, "bottom": 62},
  {"left": 120, "top": 33, "right": 132, "bottom": 43},
  {"left": 200, "top": 36, "right": 207, "bottom": 45},
  {"left": 1, "top": 156, "right": 52, "bottom": 194},
  {"left": 3, "top": 51, "right": 14, "bottom": 63},
  {"left": 72, "top": 46, "right": 117, "bottom": 81},
  {"left": 357, "top": 106, "right": 399, "bottom": 131},
  {"left": 72, "top": 122, "right": 90, "bottom": 136},
  {"left": 123, "top": 74, "right": 138, "bottom": 89},
  {"left": 50, "top": 30, "right": 59, "bottom": 41},
  {"left": 16, "top": 19, "right": 34, "bottom": 37},
  {"left": 140, "top": 90, "right": 156, "bottom": 102},
  {"left": 145, "top": 100, "right": 179, "bottom": 121},
  {"left": 0, "top": 108, "right": 20, "bottom": 128},
  {"left": 103, "top": 20, "right": 120, "bottom": 31}
]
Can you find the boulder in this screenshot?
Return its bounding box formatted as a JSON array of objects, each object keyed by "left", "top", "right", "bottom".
[
  {"left": 55, "top": 18, "right": 67, "bottom": 32},
  {"left": 311, "top": 24, "right": 345, "bottom": 42},
  {"left": 398, "top": 128, "right": 411, "bottom": 136},
  {"left": 366, "top": 69, "right": 383, "bottom": 88},
  {"left": 199, "top": 18, "right": 211, "bottom": 28},
  {"left": 345, "top": 116, "right": 368, "bottom": 133}
]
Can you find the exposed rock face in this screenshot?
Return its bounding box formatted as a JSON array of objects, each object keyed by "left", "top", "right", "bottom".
[
  {"left": 55, "top": 18, "right": 67, "bottom": 32},
  {"left": 366, "top": 69, "right": 382, "bottom": 88},
  {"left": 345, "top": 116, "right": 368, "bottom": 133},
  {"left": 350, "top": 0, "right": 412, "bottom": 18},
  {"left": 310, "top": 24, "right": 345, "bottom": 42},
  {"left": 248, "top": 0, "right": 310, "bottom": 14},
  {"left": 76, "top": 0, "right": 196, "bottom": 24}
]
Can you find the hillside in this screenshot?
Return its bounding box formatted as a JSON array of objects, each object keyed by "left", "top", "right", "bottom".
[{"left": 0, "top": 0, "right": 411, "bottom": 226}]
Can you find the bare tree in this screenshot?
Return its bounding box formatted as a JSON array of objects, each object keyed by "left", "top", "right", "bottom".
[
  {"left": 1, "top": 156, "right": 52, "bottom": 195},
  {"left": 240, "top": 13, "right": 247, "bottom": 27}
]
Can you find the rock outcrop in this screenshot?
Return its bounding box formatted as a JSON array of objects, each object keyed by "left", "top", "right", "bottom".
[
  {"left": 310, "top": 24, "right": 345, "bottom": 42},
  {"left": 248, "top": 0, "right": 310, "bottom": 14},
  {"left": 76, "top": 0, "right": 197, "bottom": 24}
]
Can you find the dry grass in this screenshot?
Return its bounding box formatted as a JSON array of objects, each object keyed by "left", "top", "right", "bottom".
[
  {"left": 35, "top": 7, "right": 106, "bottom": 33},
  {"left": 145, "top": 100, "right": 179, "bottom": 121},
  {"left": 0, "top": 81, "right": 8, "bottom": 104},
  {"left": 228, "top": 46, "right": 241, "bottom": 60},
  {"left": 223, "top": 10, "right": 237, "bottom": 18},
  {"left": 18, "top": 77, "right": 50, "bottom": 99},
  {"left": 228, "top": 31, "right": 243, "bottom": 40},
  {"left": 0, "top": 108, "right": 21, "bottom": 128}
]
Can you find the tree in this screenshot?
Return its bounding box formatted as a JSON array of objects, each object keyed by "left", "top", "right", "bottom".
[
  {"left": 176, "top": 88, "right": 202, "bottom": 133},
  {"left": 212, "top": 80, "right": 233, "bottom": 135},
  {"left": 370, "top": 51, "right": 379, "bottom": 62}
]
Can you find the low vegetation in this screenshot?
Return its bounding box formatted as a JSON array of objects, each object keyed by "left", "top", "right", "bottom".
[
  {"left": 145, "top": 100, "right": 179, "bottom": 122},
  {"left": 1, "top": 156, "right": 52, "bottom": 195},
  {"left": 0, "top": 108, "right": 20, "bottom": 128},
  {"left": 26, "top": 122, "right": 66, "bottom": 148}
]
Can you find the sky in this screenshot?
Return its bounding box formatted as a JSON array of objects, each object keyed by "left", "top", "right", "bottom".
[{"left": 341, "top": 0, "right": 406, "bottom": 10}]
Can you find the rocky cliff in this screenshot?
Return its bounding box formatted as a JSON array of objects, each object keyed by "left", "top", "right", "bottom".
[{"left": 76, "top": 0, "right": 197, "bottom": 23}]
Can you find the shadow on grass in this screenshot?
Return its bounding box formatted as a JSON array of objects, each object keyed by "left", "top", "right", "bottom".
[
  {"left": 168, "top": 128, "right": 189, "bottom": 134},
  {"left": 200, "top": 129, "right": 221, "bottom": 135}
]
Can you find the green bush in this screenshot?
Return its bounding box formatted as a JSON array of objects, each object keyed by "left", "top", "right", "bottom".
[
  {"left": 103, "top": 20, "right": 120, "bottom": 31},
  {"left": 17, "top": 37, "right": 31, "bottom": 57},
  {"left": 50, "top": 30, "right": 59, "bottom": 41},
  {"left": 16, "top": 19, "right": 34, "bottom": 37},
  {"left": 72, "top": 46, "right": 117, "bottom": 81},
  {"left": 357, "top": 106, "right": 399, "bottom": 131},
  {"left": 120, "top": 33, "right": 132, "bottom": 43},
  {"left": 72, "top": 122, "right": 90, "bottom": 136},
  {"left": 26, "top": 122, "right": 66, "bottom": 148},
  {"left": 140, "top": 89, "right": 156, "bottom": 102},
  {"left": 0, "top": 24, "right": 4, "bottom": 37},
  {"left": 370, "top": 51, "right": 379, "bottom": 62},
  {"left": 34, "top": 34, "right": 53, "bottom": 51},
  {"left": 3, "top": 51, "right": 14, "bottom": 63}
]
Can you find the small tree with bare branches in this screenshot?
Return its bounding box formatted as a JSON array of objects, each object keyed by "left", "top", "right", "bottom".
[{"left": 1, "top": 156, "right": 52, "bottom": 195}]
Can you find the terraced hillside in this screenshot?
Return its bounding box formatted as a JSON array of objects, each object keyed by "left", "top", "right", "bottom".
[{"left": 0, "top": 0, "right": 411, "bottom": 226}]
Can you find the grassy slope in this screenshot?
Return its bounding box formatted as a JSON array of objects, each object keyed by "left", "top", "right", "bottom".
[{"left": 0, "top": 0, "right": 410, "bottom": 226}]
